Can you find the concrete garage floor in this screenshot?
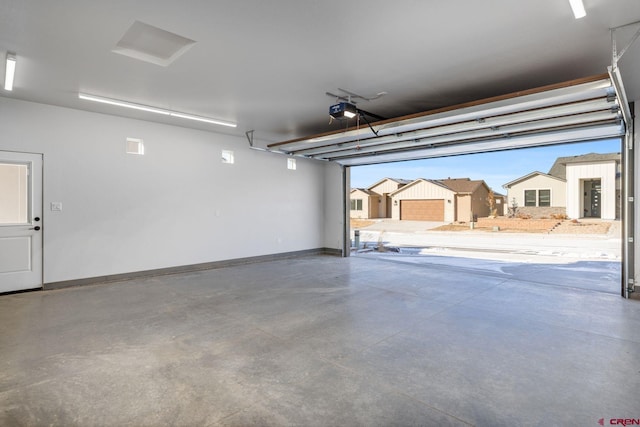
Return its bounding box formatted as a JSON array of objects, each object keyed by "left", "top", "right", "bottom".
[{"left": 1, "top": 255, "right": 639, "bottom": 426}]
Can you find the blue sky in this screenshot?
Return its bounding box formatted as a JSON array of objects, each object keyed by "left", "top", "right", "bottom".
[{"left": 350, "top": 139, "right": 622, "bottom": 193}]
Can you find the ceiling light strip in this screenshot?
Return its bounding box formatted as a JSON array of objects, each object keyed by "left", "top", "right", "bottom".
[
  {"left": 289, "top": 97, "right": 617, "bottom": 156},
  {"left": 569, "top": 0, "right": 586, "bottom": 19},
  {"left": 4, "top": 52, "right": 16, "bottom": 91},
  {"left": 79, "top": 93, "right": 170, "bottom": 115},
  {"left": 78, "top": 93, "right": 237, "bottom": 128}
]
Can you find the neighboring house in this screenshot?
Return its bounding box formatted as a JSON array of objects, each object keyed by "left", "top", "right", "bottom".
[
  {"left": 503, "top": 152, "right": 620, "bottom": 219},
  {"left": 349, "top": 188, "right": 379, "bottom": 219},
  {"left": 492, "top": 192, "right": 507, "bottom": 216},
  {"left": 439, "top": 178, "right": 492, "bottom": 221},
  {"left": 367, "top": 178, "right": 411, "bottom": 218},
  {"left": 502, "top": 172, "right": 567, "bottom": 217},
  {"left": 389, "top": 178, "right": 492, "bottom": 222},
  {"left": 349, "top": 178, "right": 410, "bottom": 219}
]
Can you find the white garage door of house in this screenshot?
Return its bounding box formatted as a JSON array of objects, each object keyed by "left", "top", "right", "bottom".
[
  {"left": 269, "top": 71, "right": 634, "bottom": 298},
  {"left": 400, "top": 200, "right": 444, "bottom": 221},
  {"left": 268, "top": 74, "right": 624, "bottom": 165}
]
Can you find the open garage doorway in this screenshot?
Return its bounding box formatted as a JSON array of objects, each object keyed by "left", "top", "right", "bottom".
[
  {"left": 270, "top": 74, "right": 634, "bottom": 298},
  {"left": 348, "top": 139, "right": 624, "bottom": 296}
]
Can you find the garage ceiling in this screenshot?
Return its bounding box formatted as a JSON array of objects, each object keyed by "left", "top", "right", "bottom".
[{"left": 0, "top": 1, "right": 639, "bottom": 146}]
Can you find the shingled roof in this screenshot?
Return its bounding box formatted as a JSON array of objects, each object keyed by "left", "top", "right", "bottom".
[
  {"left": 437, "top": 178, "right": 487, "bottom": 194},
  {"left": 350, "top": 188, "right": 377, "bottom": 195},
  {"left": 548, "top": 152, "right": 620, "bottom": 180}
]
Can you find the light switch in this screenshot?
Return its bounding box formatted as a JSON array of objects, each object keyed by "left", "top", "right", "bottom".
[{"left": 50, "top": 202, "right": 63, "bottom": 212}]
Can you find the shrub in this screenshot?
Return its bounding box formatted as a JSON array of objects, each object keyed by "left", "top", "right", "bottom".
[{"left": 516, "top": 213, "right": 532, "bottom": 219}]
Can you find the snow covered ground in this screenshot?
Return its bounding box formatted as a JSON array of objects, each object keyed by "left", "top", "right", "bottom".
[
  {"left": 353, "top": 229, "right": 621, "bottom": 263},
  {"left": 351, "top": 227, "right": 622, "bottom": 294}
]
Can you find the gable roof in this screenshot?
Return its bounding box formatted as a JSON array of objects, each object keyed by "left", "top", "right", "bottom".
[
  {"left": 437, "top": 178, "right": 487, "bottom": 194},
  {"left": 390, "top": 177, "right": 492, "bottom": 196},
  {"left": 366, "top": 177, "right": 412, "bottom": 191},
  {"left": 389, "top": 178, "right": 460, "bottom": 196},
  {"left": 548, "top": 152, "right": 620, "bottom": 179},
  {"left": 350, "top": 188, "right": 377, "bottom": 196},
  {"left": 502, "top": 171, "right": 566, "bottom": 188}
]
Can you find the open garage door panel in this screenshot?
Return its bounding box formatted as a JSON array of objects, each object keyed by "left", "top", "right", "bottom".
[
  {"left": 401, "top": 200, "right": 444, "bottom": 221},
  {"left": 270, "top": 72, "right": 634, "bottom": 298},
  {"left": 269, "top": 74, "right": 625, "bottom": 166}
]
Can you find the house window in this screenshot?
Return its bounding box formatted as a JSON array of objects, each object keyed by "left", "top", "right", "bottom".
[
  {"left": 524, "top": 190, "right": 537, "bottom": 207},
  {"left": 222, "top": 150, "right": 234, "bottom": 164},
  {"left": 538, "top": 189, "right": 551, "bottom": 207},
  {"left": 126, "top": 138, "right": 144, "bottom": 155},
  {"left": 524, "top": 189, "right": 551, "bottom": 207},
  {"left": 350, "top": 199, "right": 363, "bottom": 211}
]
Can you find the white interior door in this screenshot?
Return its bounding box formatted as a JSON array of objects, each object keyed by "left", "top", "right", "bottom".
[{"left": 0, "top": 151, "right": 43, "bottom": 292}]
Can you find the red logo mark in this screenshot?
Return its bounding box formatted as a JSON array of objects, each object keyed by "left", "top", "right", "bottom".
[{"left": 604, "top": 419, "right": 640, "bottom": 426}]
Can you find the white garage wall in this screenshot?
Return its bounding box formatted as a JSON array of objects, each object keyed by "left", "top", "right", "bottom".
[
  {"left": 323, "top": 162, "right": 346, "bottom": 251},
  {"left": 0, "top": 97, "right": 337, "bottom": 284}
]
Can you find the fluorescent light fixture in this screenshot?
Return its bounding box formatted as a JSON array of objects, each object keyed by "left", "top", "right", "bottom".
[
  {"left": 4, "top": 52, "right": 16, "bottom": 91},
  {"left": 169, "top": 112, "right": 236, "bottom": 127},
  {"left": 78, "top": 93, "right": 237, "bottom": 128},
  {"left": 78, "top": 93, "right": 170, "bottom": 115},
  {"left": 569, "top": 0, "right": 586, "bottom": 19}
]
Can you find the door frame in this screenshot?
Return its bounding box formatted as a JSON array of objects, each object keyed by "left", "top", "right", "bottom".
[{"left": 0, "top": 150, "right": 43, "bottom": 292}]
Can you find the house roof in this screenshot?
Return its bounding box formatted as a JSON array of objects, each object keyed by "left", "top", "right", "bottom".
[
  {"left": 350, "top": 188, "right": 377, "bottom": 196},
  {"left": 366, "top": 177, "right": 412, "bottom": 191},
  {"left": 389, "top": 178, "right": 471, "bottom": 196},
  {"left": 502, "top": 171, "right": 566, "bottom": 189},
  {"left": 548, "top": 152, "right": 621, "bottom": 179},
  {"left": 437, "top": 178, "right": 487, "bottom": 194}
]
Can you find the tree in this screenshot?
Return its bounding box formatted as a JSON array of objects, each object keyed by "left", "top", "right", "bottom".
[
  {"left": 508, "top": 197, "right": 518, "bottom": 218},
  {"left": 487, "top": 190, "right": 498, "bottom": 218}
]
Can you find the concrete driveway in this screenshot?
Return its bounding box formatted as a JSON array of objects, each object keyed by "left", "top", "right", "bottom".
[
  {"left": 354, "top": 219, "right": 445, "bottom": 232},
  {"left": 351, "top": 219, "right": 623, "bottom": 295},
  {"left": 352, "top": 219, "right": 622, "bottom": 263}
]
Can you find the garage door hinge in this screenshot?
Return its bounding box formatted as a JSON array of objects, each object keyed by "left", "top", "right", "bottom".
[
  {"left": 628, "top": 237, "right": 634, "bottom": 243},
  {"left": 629, "top": 196, "right": 634, "bottom": 203}
]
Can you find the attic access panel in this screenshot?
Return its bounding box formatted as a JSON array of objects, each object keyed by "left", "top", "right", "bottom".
[{"left": 268, "top": 74, "right": 625, "bottom": 166}]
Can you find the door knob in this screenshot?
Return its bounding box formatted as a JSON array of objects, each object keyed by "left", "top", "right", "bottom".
[{"left": 30, "top": 226, "right": 41, "bottom": 231}]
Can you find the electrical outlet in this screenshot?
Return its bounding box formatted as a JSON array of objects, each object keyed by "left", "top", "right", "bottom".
[{"left": 50, "top": 202, "right": 62, "bottom": 212}]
